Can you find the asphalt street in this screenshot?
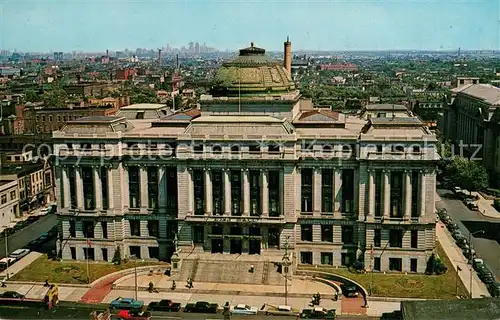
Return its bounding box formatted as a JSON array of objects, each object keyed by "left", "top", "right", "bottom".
[
  {"left": 0, "top": 306, "right": 378, "bottom": 319},
  {"left": 436, "top": 188, "right": 500, "bottom": 280},
  {"left": 0, "top": 214, "right": 57, "bottom": 258}
]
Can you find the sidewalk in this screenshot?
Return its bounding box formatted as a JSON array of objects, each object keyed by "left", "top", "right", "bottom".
[
  {"left": 476, "top": 194, "right": 500, "bottom": 219},
  {"left": 0, "top": 252, "right": 42, "bottom": 279},
  {"left": 436, "top": 221, "right": 490, "bottom": 298}
]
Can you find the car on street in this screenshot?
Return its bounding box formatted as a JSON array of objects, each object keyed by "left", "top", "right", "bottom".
[
  {"left": 447, "top": 223, "right": 459, "bottom": 232},
  {"left": 265, "top": 305, "right": 300, "bottom": 317},
  {"left": 341, "top": 285, "right": 359, "bottom": 298},
  {"left": 147, "top": 299, "right": 181, "bottom": 312},
  {"left": 9, "top": 249, "right": 30, "bottom": 260},
  {"left": 117, "top": 310, "right": 152, "bottom": 320},
  {"left": 230, "top": 304, "right": 258, "bottom": 315},
  {"left": 0, "top": 291, "right": 25, "bottom": 299},
  {"left": 299, "top": 306, "right": 336, "bottom": 319},
  {"left": 183, "top": 301, "right": 218, "bottom": 313},
  {"left": 110, "top": 298, "right": 144, "bottom": 311}
]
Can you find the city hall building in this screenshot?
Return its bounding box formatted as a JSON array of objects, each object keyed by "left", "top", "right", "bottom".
[{"left": 54, "top": 42, "right": 438, "bottom": 273}]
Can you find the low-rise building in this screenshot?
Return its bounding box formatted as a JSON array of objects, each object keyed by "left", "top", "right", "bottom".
[
  {"left": 0, "top": 180, "right": 20, "bottom": 228},
  {"left": 360, "top": 104, "right": 410, "bottom": 120}
]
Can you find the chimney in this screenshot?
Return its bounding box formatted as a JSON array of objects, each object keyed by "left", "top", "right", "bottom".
[
  {"left": 176, "top": 54, "right": 179, "bottom": 70},
  {"left": 284, "top": 36, "right": 292, "bottom": 75}
]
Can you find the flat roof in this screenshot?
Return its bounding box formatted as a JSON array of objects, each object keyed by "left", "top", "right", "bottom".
[
  {"left": 365, "top": 104, "right": 408, "bottom": 110},
  {"left": 191, "top": 115, "right": 284, "bottom": 123},
  {"left": 120, "top": 103, "right": 167, "bottom": 110},
  {"left": 68, "top": 116, "right": 124, "bottom": 123},
  {"left": 402, "top": 298, "right": 500, "bottom": 320}
]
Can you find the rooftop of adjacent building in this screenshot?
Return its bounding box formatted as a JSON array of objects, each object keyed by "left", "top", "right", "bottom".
[
  {"left": 364, "top": 103, "right": 408, "bottom": 111},
  {"left": 452, "top": 83, "right": 500, "bottom": 105},
  {"left": 0, "top": 179, "right": 17, "bottom": 188}
]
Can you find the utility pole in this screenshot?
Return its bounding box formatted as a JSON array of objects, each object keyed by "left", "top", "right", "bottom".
[{"left": 4, "top": 232, "right": 9, "bottom": 280}]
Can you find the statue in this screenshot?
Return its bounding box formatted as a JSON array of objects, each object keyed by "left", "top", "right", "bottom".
[{"left": 173, "top": 232, "right": 179, "bottom": 253}]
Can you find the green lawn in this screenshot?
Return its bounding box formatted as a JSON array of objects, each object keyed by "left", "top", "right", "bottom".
[
  {"left": 11, "top": 255, "right": 168, "bottom": 284},
  {"left": 299, "top": 242, "right": 468, "bottom": 300}
]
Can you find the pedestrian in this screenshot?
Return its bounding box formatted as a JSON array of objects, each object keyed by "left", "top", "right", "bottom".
[
  {"left": 1, "top": 279, "right": 6, "bottom": 288},
  {"left": 250, "top": 264, "right": 254, "bottom": 273}
]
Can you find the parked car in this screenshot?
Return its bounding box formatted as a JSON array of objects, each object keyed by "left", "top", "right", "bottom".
[
  {"left": 9, "top": 249, "right": 30, "bottom": 260},
  {"left": 0, "top": 257, "right": 16, "bottom": 271},
  {"left": 26, "top": 216, "right": 40, "bottom": 224},
  {"left": 265, "top": 305, "right": 300, "bottom": 317},
  {"left": 453, "top": 186, "right": 462, "bottom": 194},
  {"left": 447, "top": 223, "right": 459, "bottom": 231},
  {"left": 341, "top": 285, "right": 359, "bottom": 298},
  {"left": 38, "top": 232, "right": 49, "bottom": 242},
  {"left": 183, "top": 301, "right": 218, "bottom": 313},
  {"left": 0, "top": 228, "right": 14, "bottom": 237},
  {"left": 299, "top": 307, "right": 336, "bottom": 319},
  {"left": 13, "top": 221, "right": 27, "bottom": 231},
  {"left": 117, "top": 310, "right": 151, "bottom": 320},
  {"left": 463, "top": 248, "right": 476, "bottom": 260},
  {"left": 147, "top": 299, "right": 181, "bottom": 312},
  {"left": 456, "top": 238, "right": 469, "bottom": 250},
  {"left": 0, "top": 291, "right": 25, "bottom": 299},
  {"left": 110, "top": 298, "right": 144, "bottom": 311},
  {"left": 473, "top": 258, "right": 484, "bottom": 271},
  {"left": 231, "top": 304, "right": 258, "bottom": 315}
]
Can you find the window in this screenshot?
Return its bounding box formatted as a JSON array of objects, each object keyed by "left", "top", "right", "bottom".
[
  {"left": 69, "top": 221, "right": 76, "bottom": 237},
  {"left": 99, "top": 143, "right": 106, "bottom": 150},
  {"left": 70, "top": 247, "right": 76, "bottom": 259},
  {"left": 127, "top": 142, "right": 138, "bottom": 149},
  {"left": 1, "top": 195, "right": 7, "bottom": 204},
  {"left": 147, "top": 167, "right": 158, "bottom": 209},
  {"left": 102, "top": 248, "right": 108, "bottom": 261},
  {"left": 148, "top": 142, "right": 157, "bottom": 150},
  {"left": 321, "top": 225, "right": 333, "bottom": 242},
  {"left": 57, "top": 116, "right": 61, "bottom": 122},
  {"left": 376, "top": 145, "right": 383, "bottom": 152},
  {"left": 167, "top": 221, "right": 178, "bottom": 239},
  {"left": 148, "top": 220, "right": 159, "bottom": 237},
  {"left": 411, "top": 230, "right": 418, "bottom": 248},
  {"left": 301, "top": 225, "right": 312, "bottom": 241},
  {"left": 389, "top": 258, "right": 402, "bottom": 271},
  {"left": 249, "top": 144, "right": 260, "bottom": 152},
  {"left": 268, "top": 171, "right": 280, "bottom": 217},
  {"left": 322, "top": 169, "right": 333, "bottom": 212},
  {"left": 412, "top": 146, "right": 421, "bottom": 153},
  {"left": 82, "top": 221, "right": 94, "bottom": 238},
  {"left": 128, "top": 166, "right": 140, "bottom": 208},
  {"left": 193, "top": 144, "right": 203, "bottom": 152},
  {"left": 341, "top": 226, "right": 354, "bottom": 244},
  {"left": 193, "top": 225, "right": 204, "bottom": 244},
  {"left": 101, "top": 222, "right": 108, "bottom": 239},
  {"left": 389, "top": 230, "right": 403, "bottom": 248},
  {"left": 67, "top": 143, "right": 73, "bottom": 150},
  {"left": 193, "top": 169, "right": 205, "bottom": 215},
  {"left": 148, "top": 247, "right": 159, "bottom": 259},
  {"left": 129, "top": 220, "right": 140, "bottom": 237},
  {"left": 212, "top": 145, "right": 222, "bottom": 154},
  {"left": 392, "top": 145, "right": 404, "bottom": 153},
  {"left": 129, "top": 246, "right": 141, "bottom": 258},
  {"left": 410, "top": 258, "right": 417, "bottom": 272},
  {"left": 374, "top": 229, "right": 381, "bottom": 247},
  {"left": 82, "top": 167, "right": 95, "bottom": 210},
  {"left": 377, "top": 112, "right": 386, "bottom": 118},
  {"left": 341, "top": 253, "right": 354, "bottom": 266},
  {"left": 230, "top": 145, "right": 240, "bottom": 153},
  {"left": 268, "top": 227, "right": 279, "bottom": 247},
  {"left": 81, "top": 143, "right": 91, "bottom": 150},
  {"left": 321, "top": 252, "right": 333, "bottom": 265},
  {"left": 374, "top": 257, "right": 381, "bottom": 271},
  {"left": 268, "top": 145, "right": 280, "bottom": 153},
  {"left": 301, "top": 168, "right": 313, "bottom": 212},
  {"left": 322, "top": 145, "right": 333, "bottom": 153},
  {"left": 10, "top": 191, "right": 16, "bottom": 200},
  {"left": 135, "top": 111, "right": 144, "bottom": 119},
  {"left": 300, "top": 252, "right": 312, "bottom": 264}
]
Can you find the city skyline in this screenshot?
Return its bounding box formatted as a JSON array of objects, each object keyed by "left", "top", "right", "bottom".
[{"left": 0, "top": 0, "right": 498, "bottom": 52}]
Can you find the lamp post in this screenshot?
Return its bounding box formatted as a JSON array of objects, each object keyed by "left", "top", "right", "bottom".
[
  {"left": 281, "top": 236, "right": 291, "bottom": 306},
  {"left": 468, "top": 230, "right": 484, "bottom": 264},
  {"left": 130, "top": 255, "right": 138, "bottom": 301},
  {"left": 4, "top": 231, "right": 9, "bottom": 280}
]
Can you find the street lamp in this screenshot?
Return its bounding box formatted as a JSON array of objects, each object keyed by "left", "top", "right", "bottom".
[
  {"left": 281, "top": 236, "right": 291, "bottom": 306},
  {"left": 468, "top": 230, "right": 484, "bottom": 264},
  {"left": 4, "top": 230, "right": 9, "bottom": 280},
  {"left": 130, "top": 255, "right": 139, "bottom": 301}
]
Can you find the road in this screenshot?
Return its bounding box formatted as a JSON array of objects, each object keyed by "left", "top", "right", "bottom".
[
  {"left": 0, "top": 214, "right": 57, "bottom": 258},
  {"left": 436, "top": 189, "right": 500, "bottom": 280},
  {"left": 0, "top": 305, "right": 378, "bottom": 319}
]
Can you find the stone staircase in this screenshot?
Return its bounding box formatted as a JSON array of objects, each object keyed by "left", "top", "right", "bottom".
[{"left": 171, "top": 259, "right": 194, "bottom": 281}]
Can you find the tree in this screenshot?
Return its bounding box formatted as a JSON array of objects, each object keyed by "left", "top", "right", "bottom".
[
  {"left": 25, "top": 89, "right": 39, "bottom": 102},
  {"left": 445, "top": 157, "right": 488, "bottom": 192},
  {"left": 425, "top": 253, "right": 436, "bottom": 274},
  {"left": 112, "top": 247, "right": 121, "bottom": 265}
]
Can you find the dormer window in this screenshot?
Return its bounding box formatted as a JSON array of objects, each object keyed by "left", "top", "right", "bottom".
[
  {"left": 212, "top": 145, "right": 222, "bottom": 154},
  {"left": 231, "top": 145, "right": 240, "bottom": 154}
]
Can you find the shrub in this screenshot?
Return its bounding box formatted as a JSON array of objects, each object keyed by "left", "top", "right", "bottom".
[
  {"left": 112, "top": 247, "right": 121, "bottom": 265},
  {"left": 425, "top": 253, "right": 436, "bottom": 275},
  {"left": 494, "top": 199, "right": 500, "bottom": 211}
]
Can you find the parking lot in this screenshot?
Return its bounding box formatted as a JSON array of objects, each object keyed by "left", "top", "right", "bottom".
[{"left": 436, "top": 188, "right": 500, "bottom": 297}]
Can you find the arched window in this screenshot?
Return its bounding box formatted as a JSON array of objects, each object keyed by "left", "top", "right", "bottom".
[
  {"left": 231, "top": 145, "right": 240, "bottom": 154},
  {"left": 212, "top": 145, "right": 222, "bottom": 154}
]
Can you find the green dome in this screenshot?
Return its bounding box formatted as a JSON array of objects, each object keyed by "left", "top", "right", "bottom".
[{"left": 212, "top": 43, "right": 296, "bottom": 96}]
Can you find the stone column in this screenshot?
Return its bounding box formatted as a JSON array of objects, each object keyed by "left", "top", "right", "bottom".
[
  {"left": 367, "top": 170, "right": 375, "bottom": 216},
  {"left": 205, "top": 168, "right": 213, "bottom": 215},
  {"left": 419, "top": 170, "right": 426, "bottom": 217},
  {"left": 383, "top": 170, "right": 390, "bottom": 218},
  {"left": 187, "top": 168, "right": 194, "bottom": 214},
  {"left": 140, "top": 166, "right": 148, "bottom": 209},
  {"left": 261, "top": 170, "right": 269, "bottom": 217},
  {"left": 224, "top": 169, "right": 231, "bottom": 215},
  {"left": 107, "top": 166, "right": 114, "bottom": 209},
  {"left": 404, "top": 170, "right": 412, "bottom": 218},
  {"left": 296, "top": 167, "right": 302, "bottom": 215},
  {"left": 242, "top": 169, "right": 250, "bottom": 216},
  {"left": 62, "top": 166, "right": 71, "bottom": 209},
  {"left": 75, "top": 166, "right": 84, "bottom": 210},
  {"left": 158, "top": 165, "right": 167, "bottom": 210},
  {"left": 123, "top": 165, "right": 129, "bottom": 209},
  {"left": 313, "top": 167, "right": 322, "bottom": 215},
  {"left": 94, "top": 166, "right": 102, "bottom": 210},
  {"left": 279, "top": 169, "right": 284, "bottom": 216},
  {"left": 334, "top": 168, "right": 342, "bottom": 213}
]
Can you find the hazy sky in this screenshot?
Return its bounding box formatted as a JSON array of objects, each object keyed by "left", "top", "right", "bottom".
[{"left": 0, "top": 0, "right": 498, "bottom": 52}]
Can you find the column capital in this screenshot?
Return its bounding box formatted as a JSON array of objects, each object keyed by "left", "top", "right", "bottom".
[{"left": 205, "top": 167, "right": 211, "bottom": 172}]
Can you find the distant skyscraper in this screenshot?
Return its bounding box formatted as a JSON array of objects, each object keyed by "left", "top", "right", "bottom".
[
  {"left": 188, "top": 42, "right": 194, "bottom": 53},
  {"left": 195, "top": 42, "right": 200, "bottom": 54}
]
